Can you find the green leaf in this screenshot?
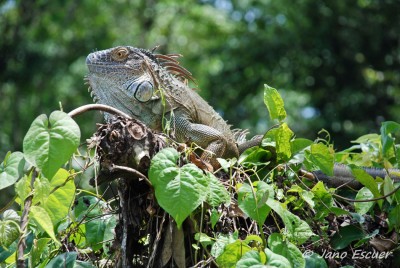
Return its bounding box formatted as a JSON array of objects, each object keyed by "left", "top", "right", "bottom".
[
  {"left": 44, "top": 169, "right": 75, "bottom": 225},
  {"left": 32, "top": 176, "right": 52, "bottom": 205},
  {"left": 149, "top": 148, "right": 208, "bottom": 228},
  {"left": 74, "top": 199, "right": 115, "bottom": 252},
  {"left": 74, "top": 260, "right": 97, "bottom": 268},
  {"left": 217, "top": 158, "right": 231, "bottom": 172},
  {"left": 30, "top": 206, "right": 60, "bottom": 245},
  {"left": 383, "top": 175, "right": 395, "bottom": 204},
  {"left": 195, "top": 233, "right": 214, "bottom": 248},
  {"left": 0, "top": 210, "right": 21, "bottom": 249},
  {"left": 85, "top": 216, "right": 107, "bottom": 251},
  {"left": 0, "top": 152, "right": 26, "bottom": 190},
  {"left": 238, "top": 147, "right": 272, "bottom": 167},
  {"left": 211, "top": 232, "right": 238, "bottom": 258},
  {"left": 380, "top": 121, "right": 400, "bottom": 158},
  {"left": 210, "top": 208, "right": 221, "bottom": 229},
  {"left": 352, "top": 133, "right": 381, "bottom": 144},
  {"left": 244, "top": 235, "right": 264, "bottom": 245},
  {"left": 349, "top": 212, "right": 365, "bottom": 224},
  {"left": 45, "top": 252, "right": 77, "bottom": 268},
  {"left": 388, "top": 205, "right": 400, "bottom": 231},
  {"left": 31, "top": 238, "right": 51, "bottom": 267},
  {"left": 354, "top": 229, "right": 378, "bottom": 248},
  {"left": 287, "top": 185, "right": 315, "bottom": 208},
  {"left": 72, "top": 195, "right": 113, "bottom": 251},
  {"left": 236, "top": 250, "right": 266, "bottom": 268},
  {"left": 290, "top": 138, "right": 313, "bottom": 155},
  {"left": 266, "top": 123, "right": 293, "bottom": 161},
  {"left": 237, "top": 181, "right": 273, "bottom": 224},
  {"left": 264, "top": 84, "right": 286, "bottom": 122},
  {"left": 267, "top": 233, "right": 305, "bottom": 268},
  {"left": 306, "top": 143, "right": 334, "bottom": 176},
  {"left": 304, "top": 252, "right": 327, "bottom": 268},
  {"left": 350, "top": 166, "right": 382, "bottom": 207},
  {"left": 264, "top": 248, "right": 292, "bottom": 268},
  {"left": 330, "top": 225, "right": 366, "bottom": 250},
  {"left": 67, "top": 222, "right": 86, "bottom": 248},
  {"left": 23, "top": 111, "right": 80, "bottom": 179},
  {"left": 266, "top": 199, "right": 314, "bottom": 245},
  {"left": 148, "top": 148, "right": 180, "bottom": 185},
  {"left": 2, "top": 209, "right": 20, "bottom": 222},
  {"left": 216, "top": 240, "right": 252, "bottom": 267},
  {"left": 73, "top": 196, "right": 104, "bottom": 221},
  {"left": 354, "top": 187, "right": 374, "bottom": 215},
  {"left": 103, "top": 215, "right": 117, "bottom": 254},
  {"left": 15, "top": 174, "right": 31, "bottom": 202},
  {"left": 205, "top": 172, "right": 230, "bottom": 207},
  {"left": 311, "top": 182, "right": 336, "bottom": 219},
  {"left": 0, "top": 232, "right": 34, "bottom": 263}
]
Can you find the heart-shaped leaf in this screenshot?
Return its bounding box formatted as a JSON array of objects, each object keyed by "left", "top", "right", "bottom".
[
  {"left": 23, "top": 111, "right": 80, "bottom": 179},
  {"left": 237, "top": 181, "right": 273, "bottom": 225},
  {"left": 0, "top": 152, "right": 26, "bottom": 190},
  {"left": 149, "top": 148, "right": 209, "bottom": 228}
]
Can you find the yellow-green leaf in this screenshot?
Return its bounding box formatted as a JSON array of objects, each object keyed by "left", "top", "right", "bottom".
[
  {"left": 30, "top": 206, "right": 60, "bottom": 245},
  {"left": 263, "top": 84, "right": 287, "bottom": 122}
]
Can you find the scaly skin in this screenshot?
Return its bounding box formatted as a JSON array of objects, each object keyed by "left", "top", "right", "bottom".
[
  {"left": 85, "top": 46, "right": 239, "bottom": 164},
  {"left": 85, "top": 45, "right": 400, "bottom": 186},
  {"left": 313, "top": 163, "right": 400, "bottom": 188}
]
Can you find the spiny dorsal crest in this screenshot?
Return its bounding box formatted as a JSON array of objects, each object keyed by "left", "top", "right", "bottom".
[{"left": 143, "top": 46, "right": 196, "bottom": 86}]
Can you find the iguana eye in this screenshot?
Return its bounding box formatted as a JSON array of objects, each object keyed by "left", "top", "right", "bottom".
[
  {"left": 112, "top": 47, "right": 129, "bottom": 61},
  {"left": 132, "top": 81, "right": 154, "bottom": 102}
]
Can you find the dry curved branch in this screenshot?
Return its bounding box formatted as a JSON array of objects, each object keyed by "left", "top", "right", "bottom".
[
  {"left": 68, "top": 104, "right": 132, "bottom": 119},
  {"left": 110, "top": 164, "right": 152, "bottom": 186}
]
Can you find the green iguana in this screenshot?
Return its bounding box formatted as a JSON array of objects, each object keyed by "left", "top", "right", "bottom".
[{"left": 85, "top": 45, "right": 400, "bottom": 187}]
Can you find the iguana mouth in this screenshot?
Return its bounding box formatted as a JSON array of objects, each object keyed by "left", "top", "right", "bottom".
[
  {"left": 86, "top": 51, "right": 129, "bottom": 74},
  {"left": 86, "top": 63, "right": 128, "bottom": 74}
]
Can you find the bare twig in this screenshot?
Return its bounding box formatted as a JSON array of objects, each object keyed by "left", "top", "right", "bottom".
[
  {"left": 147, "top": 211, "right": 167, "bottom": 268},
  {"left": 333, "top": 184, "right": 400, "bottom": 203}
]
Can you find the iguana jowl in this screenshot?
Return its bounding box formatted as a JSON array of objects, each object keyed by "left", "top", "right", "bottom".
[
  {"left": 85, "top": 46, "right": 243, "bottom": 165},
  {"left": 85, "top": 45, "right": 400, "bottom": 187}
]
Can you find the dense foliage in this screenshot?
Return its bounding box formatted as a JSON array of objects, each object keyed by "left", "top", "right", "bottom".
[
  {"left": 1, "top": 86, "right": 399, "bottom": 267},
  {"left": 1, "top": 0, "right": 399, "bottom": 156}
]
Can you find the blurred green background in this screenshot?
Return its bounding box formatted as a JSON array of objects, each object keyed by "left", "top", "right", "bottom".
[{"left": 1, "top": 0, "right": 400, "bottom": 159}]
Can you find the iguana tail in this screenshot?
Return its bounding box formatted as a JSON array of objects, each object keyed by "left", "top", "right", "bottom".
[
  {"left": 234, "top": 132, "right": 400, "bottom": 189},
  {"left": 313, "top": 163, "right": 400, "bottom": 189}
]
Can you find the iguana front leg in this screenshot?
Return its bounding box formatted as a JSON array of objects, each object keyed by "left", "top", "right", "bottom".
[{"left": 171, "top": 113, "right": 238, "bottom": 165}]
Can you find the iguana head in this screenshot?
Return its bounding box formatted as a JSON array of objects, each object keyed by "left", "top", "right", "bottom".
[{"left": 85, "top": 46, "right": 194, "bottom": 120}]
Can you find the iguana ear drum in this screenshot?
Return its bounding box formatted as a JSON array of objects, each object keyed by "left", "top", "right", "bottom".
[{"left": 133, "top": 81, "right": 154, "bottom": 102}]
